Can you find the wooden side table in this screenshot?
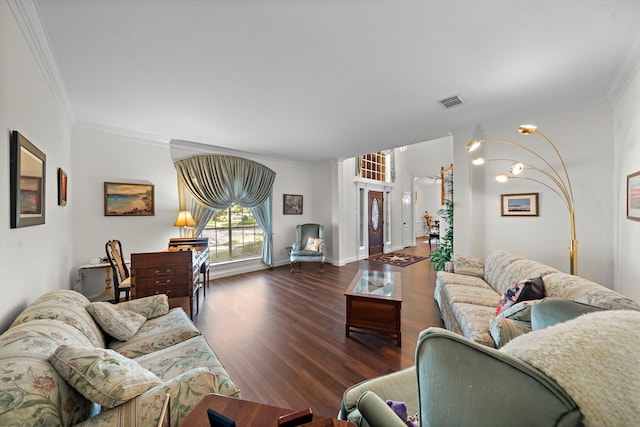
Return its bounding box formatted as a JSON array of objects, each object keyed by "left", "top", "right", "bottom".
[{"left": 179, "top": 394, "right": 354, "bottom": 427}]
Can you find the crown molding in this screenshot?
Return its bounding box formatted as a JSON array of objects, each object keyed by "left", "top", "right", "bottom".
[
  {"left": 8, "top": 0, "right": 75, "bottom": 126},
  {"left": 608, "top": 27, "right": 640, "bottom": 106},
  {"left": 74, "top": 121, "right": 171, "bottom": 146}
]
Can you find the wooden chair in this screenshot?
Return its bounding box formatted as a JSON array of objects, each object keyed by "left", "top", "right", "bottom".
[
  {"left": 428, "top": 220, "right": 440, "bottom": 253},
  {"left": 105, "top": 239, "right": 132, "bottom": 303}
]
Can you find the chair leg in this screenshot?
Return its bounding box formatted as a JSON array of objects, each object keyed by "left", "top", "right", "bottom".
[{"left": 290, "top": 261, "right": 295, "bottom": 273}]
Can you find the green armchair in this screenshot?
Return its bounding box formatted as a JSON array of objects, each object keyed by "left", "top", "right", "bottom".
[
  {"left": 341, "top": 300, "right": 640, "bottom": 426},
  {"left": 289, "top": 223, "right": 325, "bottom": 272}
]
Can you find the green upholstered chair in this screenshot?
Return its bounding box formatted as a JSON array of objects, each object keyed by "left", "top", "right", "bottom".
[{"left": 289, "top": 223, "right": 325, "bottom": 272}]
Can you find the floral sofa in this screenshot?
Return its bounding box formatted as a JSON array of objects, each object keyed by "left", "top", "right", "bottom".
[
  {"left": 0, "top": 289, "right": 240, "bottom": 427},
  {"left": 435, "top": 250, "right": 640, "bottom": 347}
]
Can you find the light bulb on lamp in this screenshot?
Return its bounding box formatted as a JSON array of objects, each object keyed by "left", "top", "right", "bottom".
[{"left": 174, "top": 210, "right": 195, "bottom": 237}]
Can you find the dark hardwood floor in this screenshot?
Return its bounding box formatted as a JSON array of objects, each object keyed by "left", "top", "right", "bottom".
[{"left": 194, "top": 237, "right": 444, "bottom": 418}]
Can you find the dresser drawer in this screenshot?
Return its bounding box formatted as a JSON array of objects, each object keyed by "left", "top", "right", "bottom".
[
  {"left": 134, "top": 264, "right": 190, "bottom": 280},
  {"left": 134, "top": 278, "right": 190, "bottom": 298}
]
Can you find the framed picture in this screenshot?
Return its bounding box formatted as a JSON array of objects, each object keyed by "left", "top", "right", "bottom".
[
  {"left": 10, "top": 131, "right": 46, "bottom": 228},
  {"left": 283, "top": 194, "right": 303, "bottom": 214},
  {"left": 627, "top": 171, "right": 640, "bottom": 221},
  {"left": 501, "top": 193, "right": 539, "bottom": 217},
  {"left": 104, "top": 182, "right": 155, "bottom": 216},
  {"left": 58, "top": 168, "right": 68, "bottom": 206}
]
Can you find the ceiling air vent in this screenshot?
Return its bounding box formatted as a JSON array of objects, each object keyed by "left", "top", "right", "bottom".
[{"left": 438, "top": 94, "right": 466, "bottom": 109}]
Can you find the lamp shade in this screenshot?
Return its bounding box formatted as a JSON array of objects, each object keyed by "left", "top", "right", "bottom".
[{"left": 174, "top": 210, "right": 195, "bottom": 227}]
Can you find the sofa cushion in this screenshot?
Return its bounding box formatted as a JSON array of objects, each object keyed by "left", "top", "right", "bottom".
[
  {"left": 304, "top": 237, "right": 323, "bottom": 251},
  {"left": 0, "top": 320, "right": 96, "bottom": 427},
  {"left": 450, "top": 303, "right": 496, "bottom": 347},
  {"left": 73, "top": 367, "right": 220, "bottom": 427},
  {"left": 489, "top": 317, "right": 532, "bottom": 347},
  {"left": 87, "top": 302, "right": 146, "bottom": 341},
  {"left": 135, "top": 335, "right": 241, "bottom": 398},
  {"left": 483, "top": 251, "right": 524, "bottom": 291},
  {"left": 496, "top": 300, "right": 539, "bottom": 322},
  {"left": 501, "top": 310, "right": 640, "bottom": 426},
  {"left": 49, "top": 345, "right": 162, "bottom": 408},
  {"left": 9, "top": 289, "right": 106, "bottom": 348},
  {"left": 492, "top": 259, "right": 558, "bottom": 296},
  {"left": 441, "top": 284, "right": 500, "bottom": 308},
  {"left": 543, "top": 272, "right": 640, "bottom": 310},
  {"left": 116, "top": 294, "right": 170, "bottom": 319},
  {"left": 108, "top": 308, "right": 200, "bottom": 358},
  {"left": 453, "top": 255, "right": 484, "bottom": 278}
]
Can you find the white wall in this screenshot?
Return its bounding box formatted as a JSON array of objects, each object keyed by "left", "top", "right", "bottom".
[
  {"left": 613, "top": 66, "right": 640, "bottom": 301},
  {"left": 1, "top": 2, "right": 72, "bottom": 331},
  {"left": 455, "top": 103, "right": 615, "bottom": 286}
]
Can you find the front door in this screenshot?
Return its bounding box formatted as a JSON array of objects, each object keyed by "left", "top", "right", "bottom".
[{"left": 368, "top": 191, "right": 384, "bottom": 255}]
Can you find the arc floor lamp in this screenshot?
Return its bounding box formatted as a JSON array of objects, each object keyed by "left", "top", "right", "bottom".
[{"left": 467, "top": 125, "right": 578, "bottom": 275}]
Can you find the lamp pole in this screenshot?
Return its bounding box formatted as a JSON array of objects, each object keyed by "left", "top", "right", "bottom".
[{"left": 468, "top": 126, "right": 578, "bottom": 275}]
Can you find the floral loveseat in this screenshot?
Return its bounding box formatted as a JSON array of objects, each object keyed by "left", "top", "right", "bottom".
[
  {"left": 0, "top": 290, "right": 240, "bottom": 427},
  {"left": 435, "top": 250, "right": 640, "bottom": 347}
]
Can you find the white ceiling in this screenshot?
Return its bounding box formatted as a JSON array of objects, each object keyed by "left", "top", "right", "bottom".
[{"left": 20, "top": 0, "right": 640, "bottom": 163}]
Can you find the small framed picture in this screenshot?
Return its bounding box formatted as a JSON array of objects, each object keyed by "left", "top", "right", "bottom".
[
  {"left": 283, "top": 194, "right": 303, "bottom": 215},
  {"left": 104, "top": 182, "right": 155, "bottom": 216},
  {"left": 501, "top": 193, "right": 539, "bottom": 216},
  {"left": 627, "top": 171, "right": 640, "bottom": 221},
  {"left": 58, "top": 168, "right": 68, "bottom": 206}
]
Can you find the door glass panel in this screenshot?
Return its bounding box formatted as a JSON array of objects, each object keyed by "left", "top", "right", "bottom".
[{"left": 372, "top": 198, "right": 380, "bottom": 230}]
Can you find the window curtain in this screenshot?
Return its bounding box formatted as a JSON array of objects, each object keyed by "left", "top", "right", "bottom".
[{"left": 174, "top": 154, "right": 276, "bottom": 266}]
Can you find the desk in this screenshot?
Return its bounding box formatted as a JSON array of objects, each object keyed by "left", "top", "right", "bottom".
[
  {"left": 75, "top": 261, "right": 129, "bottom": 302},
  {"left": 179, "top": 394, "right": 354, "bottom": 427}
]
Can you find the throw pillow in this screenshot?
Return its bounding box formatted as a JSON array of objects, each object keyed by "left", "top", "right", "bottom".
[
  {"left": 87, "top": 302, "right": 146, "bottom": 341},
  {"left": 385, "top": 400, "right": 419, "bottom": 427},
  {"left": 496, "top": 276, "right": 545, "bottom": 315},
  {"left": 304, "top": 237, "right": 323, "bottom": 251},
  {"left": 49, "top": 345, "right": 162, "bottom": 408},
  {"left": 453, "top": 256, "right": 484, "bottom": 278}
]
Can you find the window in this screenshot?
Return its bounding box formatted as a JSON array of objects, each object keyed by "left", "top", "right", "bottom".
[
  {"left": 359, "top": 151, "right": 390, "bottom": 182},
  {"left": 202, "top": 206, "right": 264, "bottom": 263}
]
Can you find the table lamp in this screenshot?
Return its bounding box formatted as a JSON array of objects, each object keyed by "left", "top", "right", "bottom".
[{"left": 174, "top": 210, "right": 195, "bottom": 237}]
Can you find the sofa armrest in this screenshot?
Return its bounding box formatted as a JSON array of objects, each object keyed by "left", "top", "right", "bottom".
[
  {"left": 416, "top": 328, "right": 581, "bottom": 427},
  {"left": 74, "top": 367, "right": 218, "bottom": 427},
  {"left": 339, "top": 366, "right": 416, "bottom": 426},
  {"left": 356, "top": 391, "right": 407, "bottom": 427},
  {"left": 116, "top": 294, "right": 169, "bottom": 319}
]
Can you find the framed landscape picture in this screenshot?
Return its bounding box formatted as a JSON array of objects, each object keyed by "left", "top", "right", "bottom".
[
  {"left": 10, "top": 131, "right": 46, "bottom": 228},
  {"left": 627, "top": 171, "right": 640, "bottom": 221},
  {"left": 283, "top": 194, "right": 303, "bottom": 214},
  {"left": 104, "top": 182, "right": 155, "bottom": 216},
  {"left": 501, "top": 193, "right": 539, "bottom": 217}
]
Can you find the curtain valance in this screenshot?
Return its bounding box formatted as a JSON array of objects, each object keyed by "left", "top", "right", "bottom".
[{"left": 174, "top": 154, "right": 275, "bottom": 209}]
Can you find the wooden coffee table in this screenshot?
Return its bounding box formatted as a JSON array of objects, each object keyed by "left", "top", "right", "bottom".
[
  {"left": 179, "top": 394, "right": 354, "bottom": 427},
  {"left": 345, "top": 269, "right": 402, "bottom": 346}
]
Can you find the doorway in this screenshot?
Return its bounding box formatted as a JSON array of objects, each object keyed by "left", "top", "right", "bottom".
[{"left": 368, "top": 191, "right": 384, "bottom": 255}]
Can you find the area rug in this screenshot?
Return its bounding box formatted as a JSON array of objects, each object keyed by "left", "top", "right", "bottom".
[{"left": 367, "top": 252, "right": 428, "bottom": 267}]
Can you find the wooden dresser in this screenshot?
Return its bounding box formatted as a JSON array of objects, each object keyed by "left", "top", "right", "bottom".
[{"left": 130, "top": 250, "right": 201, "bottom": 319}]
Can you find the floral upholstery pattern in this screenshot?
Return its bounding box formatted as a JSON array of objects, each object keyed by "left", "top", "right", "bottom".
[
  {"left": 492, "top": 259, "right": 558, "bottom": 296},
  {"left": 483, "top": 251, "right": 524, "bottom": 290},
  {"left": 87, "top": 302, "right": 146, "bottom": 341},
  {"left": 10, "top": 289, "right": 105, "bottom": 348},
  {"left": 436, "top": 250, "right": 638, "bottom": 349},
  {"left": 0, "top": 290, "right": 240, "bottom": 426},
  {"left": 440, "top": 284, "right": 500, "bottom": 308},
  {"left": 49, "top": 345, "right": 162, "bottom": 408},
  {"left": 75, "top": 368, "right": 219, "bottom": 427},
  {"left": 543, "top": 272, "right": 640, "bottom": 310},
  {"left": 453, "top": 256, "right": 485, "bottom": 278},
  {"left": 450, "top": 303, "right": 496, "bottom": 347},
  {"left": 0, "top": 320, "right": 96, "bottom": 427},
  {"left": 108, "top": 308, "right": 200, "bottom": 358},
  {"left": 117, "top": 295, "right": 169, "bottom": 320},
  {"left": 489, "top": 317, "right": 532, "bottom": 347},
  {"left": 135, "top": 336, "right": 241, "bottom": 398}
]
